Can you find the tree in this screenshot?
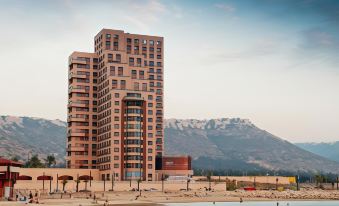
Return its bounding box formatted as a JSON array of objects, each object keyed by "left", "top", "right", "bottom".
[
  {"left": 315, "top": 174, "right": 325, "bottom": 188},
  {"left": 11, "top": 156, "right": 19, "bottom": 162},
  {"left": 44, "top": 155, "right": 56, "bottom": 168},
  {"left": 206, "top": 171, "right": 213, "bottom": 191},
  {"left": 25, "top": 155, "right": 45, "bottom": 168}
]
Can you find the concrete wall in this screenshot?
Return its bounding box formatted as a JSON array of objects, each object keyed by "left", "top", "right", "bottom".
[
  {"left": 193, "top": 176, "right": 293, "bottom": 185},
  {"left": 18, "top": 168, "right": 100, "bottom": 181}
]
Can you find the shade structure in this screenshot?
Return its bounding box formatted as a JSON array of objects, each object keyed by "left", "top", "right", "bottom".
[
  {"left": 37, "top": 175, "right": 53, "bottom": 180},
  {"left": 79, "top": 175, "right": 93, "bottom": 180},
  {"left": 17, "top": 175, "right": 32, "bottom": 180},
  {"left": 58, "top": 175, "right": 73, "bottom": 180}
]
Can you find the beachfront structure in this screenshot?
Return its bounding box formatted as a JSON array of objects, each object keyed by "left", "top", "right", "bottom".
[
  {"left": 67, "top": 29, "right": 164, "bottom": 181},
  {"left": 0, "top": 158, "right": 22, "bottom": 199}
]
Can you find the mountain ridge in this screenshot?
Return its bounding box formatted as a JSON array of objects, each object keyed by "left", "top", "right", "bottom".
[{"left": 1, "top": 115, "right": 339, "bottom": 173}]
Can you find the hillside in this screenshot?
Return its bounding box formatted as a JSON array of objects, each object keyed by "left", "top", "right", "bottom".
[
  {"left": 164, "top": 118, "right": 339, "bottom": 173},
  {"left": 295, "top": 142, "right": 339, "bottom": 163},
  {"left": 0, "top": 116, "right": 66, "bottom": 164},
  {"left": 1, "top": 115, "right": 339, "bottom": 173}
]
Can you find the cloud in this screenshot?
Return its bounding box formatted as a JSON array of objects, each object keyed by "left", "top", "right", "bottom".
[
  {"left": 213, "top": 39, "right": 282, "bottom": 61},
  {"left": 214, "top": 3, "right": 235, "bottom": 13},
  {"left": 301, "top": 28, "right": 339, "bottom": 50},
  {"left": 289, "top": 27, "right": 339, "bottom": 69},
  {"left": 120, "top": 0, "right": 167, "bottom": 31}
]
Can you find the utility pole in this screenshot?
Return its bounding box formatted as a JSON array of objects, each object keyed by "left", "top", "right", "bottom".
[
  {"left": 103, "top": 177, "right": 106, "bottom": 192},
  {"left": 161, "top": 174, "right": 164, "bottom": 192},
  {"left": 56, "top": 174, "right": 59, "bottom": 192},
  {"left": 111, "top": 172, "right": 114, "bottom": 191},
  {"left": 90, "top": 170, "right": 92, "bottom": 187}
]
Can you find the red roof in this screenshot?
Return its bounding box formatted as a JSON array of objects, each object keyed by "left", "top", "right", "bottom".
[{"left": 0, "top": 157, "right": 23, "bottom": 167}]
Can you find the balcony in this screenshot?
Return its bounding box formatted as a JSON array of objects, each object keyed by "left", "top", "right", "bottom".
[
  {"left": 68, "top": 88, "right": 87, "bottom": 94},
  {"left": 68, "top": 132, "right": 88, "bottom": 137},
  {"left": 68, "top": 117, "right": 88, "bottom": 122},
  {"left": 68, "top": 102, "right": 89, "bottom": 108},
  {"left": 66, "top": 146, "right": 89, "bottom": 152},
  {"left": 69, "top": 58, "right": 87, "bottom": 65},
  {"left": 69, "top": 73, "right": 87, "bottom": 79}
]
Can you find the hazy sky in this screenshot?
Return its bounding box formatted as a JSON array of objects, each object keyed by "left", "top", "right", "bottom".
[{"left": 0, "top": 0, "right": 338, "bottom": 143}]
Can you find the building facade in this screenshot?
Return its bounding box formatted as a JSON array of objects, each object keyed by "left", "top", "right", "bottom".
[{"left": 67, "top": 29, "right": 164, "bottom": 181}]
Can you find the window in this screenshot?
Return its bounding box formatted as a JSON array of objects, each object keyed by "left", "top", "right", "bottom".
[
  {"left": 131, "top": 70, "right": 137, "bottom": 79},
  {"left": 148, "top": 118, "right": 153, "bottom": 122},
  {"left": 106, "top": 34, "right": 111, "bottom": 38},
  {"left": 148, "top": 126, "right": 153, "bottom": 130},
  {"left": 157, "top": 41, "right": 161, "bottom": 45},
  {"left": 148, "top": 103, "right": 153, "bottom": 107},
  {"left": 150, "top": 40, "right": 154, "bottom": 45},
  {"left": 115, "top": 101, "right": 119, "bottom": 105},
  {"left": 105, "top": 41, "right": 111, "bottom": 48},
  {"left": 142, "top": 83, "right": 147, "bottom": 91},
  {"left": 118, "top": 67, "right": 123, "bottom": 76},
  {"left": 142, "top": 39, "right": 147, "bottom": 44},
  {"left": 116, "top": 54, "right": 121, "bottom": 62},
  {"left": 115, "top": 93, "right": 119, "bottom": 98},
  {"left": 134, "top": 39, "right": 139, "bottom": 44},
  {"left": 148, "top": 148, "right": 153, "bottom": 153},
  {"left": 114, "top": 148, "right": 119, "bottom": 152},
  {"left": 148, "top": 133, "right": 153, "bottom": 138},
  {"left": 148, "top": 164, "right": 152, "bottom": 169},
  {"left": 148, "top": 95, "right": 153, "bottom": 100},
  {"left": 114, "top": 156, "right": 119, "bottom": 160},
  {"left": 127, "top": 38, "right": 131, "bottom": 43},
  {"left": 129, "top": 57, "right": 134, "bottom": 66},
  {"left": 114, "top": 109, "right": 119, "bottom": 113},
  {"left": 114, "top": 164, "right": 119, "bottom": 168},
  {"left": 114, "top": 132, "right": 119, "bottom": 136},
  {"left": 112, "top": 80, "right": 118, "bottom": 89},
  {"left": 120, "top": 80, "right": 126, "bottom": 89}
]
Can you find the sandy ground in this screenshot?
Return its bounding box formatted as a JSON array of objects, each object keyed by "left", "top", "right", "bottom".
[
  {"left": 2, "top": 181, "right": 338, "bottom": 205},
  {"left": 2, "top": 189, "right": 339, "bottom": 205}
]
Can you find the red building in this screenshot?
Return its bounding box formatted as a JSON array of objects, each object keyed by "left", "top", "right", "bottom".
[
  {"left": 155, "top": 156, "right": 193, "bottom": 180},
  {"left": 0, "top": 158, "right": 22, "bottom": 199}
]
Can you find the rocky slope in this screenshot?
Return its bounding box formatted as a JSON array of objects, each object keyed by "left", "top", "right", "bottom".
[
  {"left": 0, "top": 116, "right": 66, "bottom": 164},
  {"left": 296, "top": 142, "right": 339, "bottom": 163},
  {"left": 1, "top": 115, "right": 339, "bottom": 173},
  {"left": 164, "top": 118, "right": 339, "bottom": 173}
]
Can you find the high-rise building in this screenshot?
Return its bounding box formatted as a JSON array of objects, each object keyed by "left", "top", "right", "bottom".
[{"left": 67, "top": 29, "right": 164, "bottom": 181}]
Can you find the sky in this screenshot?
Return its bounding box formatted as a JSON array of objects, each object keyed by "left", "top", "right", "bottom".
[{"left": 0, "top": 0, "right": 338, "bottom": 143}]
